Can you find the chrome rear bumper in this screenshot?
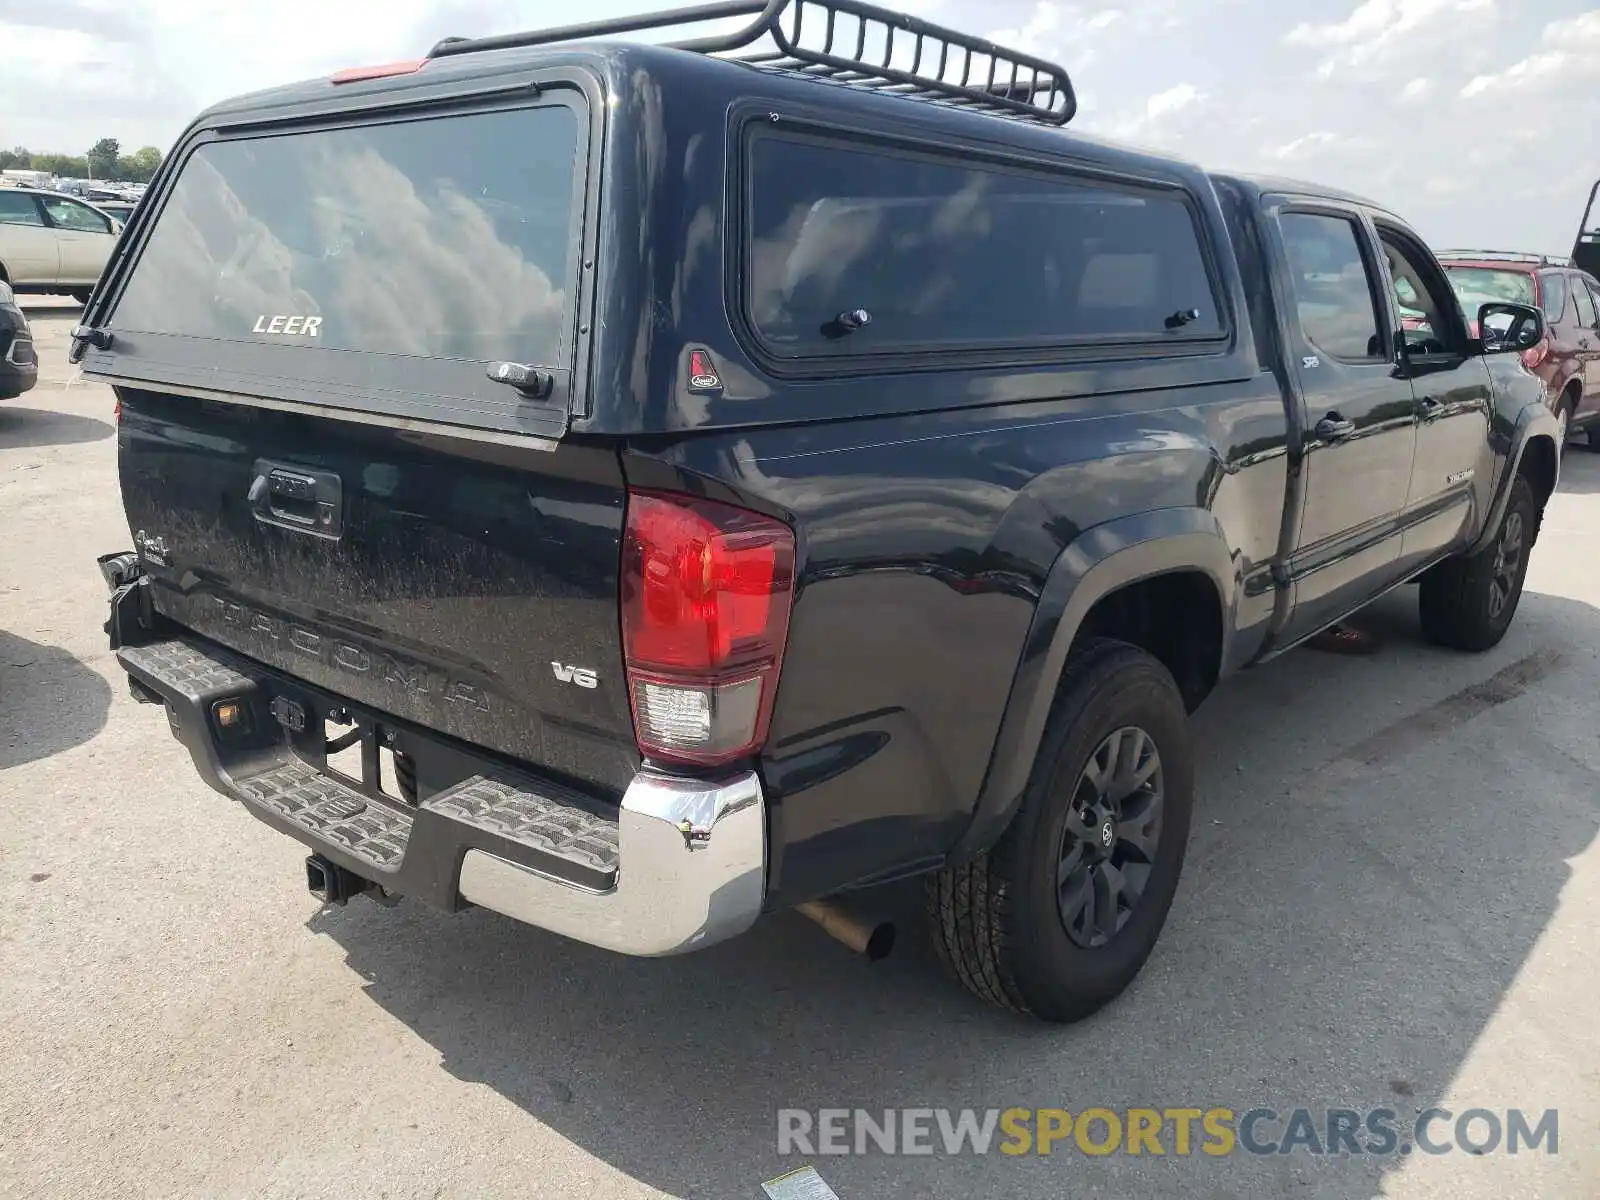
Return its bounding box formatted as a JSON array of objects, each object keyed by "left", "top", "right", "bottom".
[{"left": 458, "top": 770, "right": 765, "bottom": 956}]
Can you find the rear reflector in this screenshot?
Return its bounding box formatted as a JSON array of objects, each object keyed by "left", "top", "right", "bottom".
[
  {"left": 621, "top": 490, "right": 796, "bottom": 767},
  {"left": 330, "top": 60, "right": 427, "bottom": 84}
]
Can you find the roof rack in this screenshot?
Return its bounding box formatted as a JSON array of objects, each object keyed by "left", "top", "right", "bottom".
[
  {"left": 427, "top": 0, "right": 1077, "bottom": 126},
  {"left": 1437, "top": 249, "right": 1573, "bottom": 268}
]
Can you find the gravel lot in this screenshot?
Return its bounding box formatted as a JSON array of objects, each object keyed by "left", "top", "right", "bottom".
[{"left": 2, "top": 297, "right": 1597, "bottom": 1199}]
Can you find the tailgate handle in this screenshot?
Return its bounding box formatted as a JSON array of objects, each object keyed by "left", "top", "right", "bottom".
[{"left": 249, "top": 461, "right": 343, "bottom": 539}]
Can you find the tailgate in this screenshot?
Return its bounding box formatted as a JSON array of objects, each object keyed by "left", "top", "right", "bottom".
[
  {"left": 86, "top": 82, "right": 640, "bottom": 793},
  {"left": 117, "top": 388, "right": 639, "bottom": 794}
]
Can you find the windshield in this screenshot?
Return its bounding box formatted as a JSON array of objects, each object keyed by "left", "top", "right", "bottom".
[{"left": 1443, "top": 266, "right": 1536, "bottom": 310}]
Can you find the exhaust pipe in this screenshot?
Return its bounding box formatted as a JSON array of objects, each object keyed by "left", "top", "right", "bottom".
[
  {"left": 797, "top": 898, "right": 896, "bottom": 961},
  {"left": 305, "top": 854, "right": 369, "bottom": 906}
]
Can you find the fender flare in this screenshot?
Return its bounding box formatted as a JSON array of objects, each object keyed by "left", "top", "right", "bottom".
[
  {"left": 948, "top": 507, "right": 1237, "bottom": 862},
  {"left": 1467, "top": 401, "right": 1559, "bottom": 557}
]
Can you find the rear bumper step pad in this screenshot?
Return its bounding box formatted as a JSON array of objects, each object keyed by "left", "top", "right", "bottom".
[{"left": 116, "top": 632, "right": 765, "bottom": 956}]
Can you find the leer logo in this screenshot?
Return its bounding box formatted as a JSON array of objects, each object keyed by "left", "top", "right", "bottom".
[{"left": 252, "top": 314, "right": 323, "bottom": 337}]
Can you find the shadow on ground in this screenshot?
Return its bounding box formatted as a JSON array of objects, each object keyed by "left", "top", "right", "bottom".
[
  {"left": 308, "top": 587, "right": 1600, "bottom": 1199},
  {"left": 0, "top": 407, "right": 113, "bottom": 450},
  {"left": 0, "top": 629, "right": 112, "bottom": 771}
]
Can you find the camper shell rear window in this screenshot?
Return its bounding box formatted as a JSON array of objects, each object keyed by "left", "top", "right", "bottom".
[
  {"left": 743, "top": 128, "right": 1225, "bottom": 362},
  {"left": 96, "top": 96, "right": 589, "bottom": 437}
]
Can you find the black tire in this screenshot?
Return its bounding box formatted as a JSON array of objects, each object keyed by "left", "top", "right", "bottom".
[
  {"left": 927, "top": 638, "right": 1194, "bottom": 1022},
  {"left": 1418, "top": 474, "right": 1536, "bottom": 652}
]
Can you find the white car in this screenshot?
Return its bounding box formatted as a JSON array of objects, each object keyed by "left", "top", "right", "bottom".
[{"left": 0, "top": 187, "right": 121, "bottom": 304}]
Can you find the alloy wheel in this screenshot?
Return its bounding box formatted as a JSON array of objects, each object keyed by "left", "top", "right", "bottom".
[
  {"left": 1056, "top": 726, "right": 1165, "bottom": 948},
  {"left": 1489, "top": 509, "right": 1525, "bottom": 621}
]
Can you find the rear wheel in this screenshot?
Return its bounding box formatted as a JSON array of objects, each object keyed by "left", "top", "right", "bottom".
[
  {"left": 928, "top": 639, "right": 1194, "bottom": 1022},
  {"left": 1418, "top": 474, "right": 1536, "bottom": 651}
]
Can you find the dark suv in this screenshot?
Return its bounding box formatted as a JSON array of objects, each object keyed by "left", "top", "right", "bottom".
[
  {"left": 1437, "top": 251, "right": 1600, "bottom": 448},
  {"left": 81, "top": 0, "right": 1558, "bottom": 1023}
]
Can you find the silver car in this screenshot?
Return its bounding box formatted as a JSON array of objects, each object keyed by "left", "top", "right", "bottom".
[{"left": 0, "top": 187, "right": 121, "bottom": 305}]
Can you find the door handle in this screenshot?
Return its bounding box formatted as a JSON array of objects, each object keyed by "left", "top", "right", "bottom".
[
  {"left": 1418, "top": 396, "right": 1443, "bottom": 421},
  {"left": 248, "top": 460, "right": 343, "bottom": 539},
  {"left": 1314, "top": 413, "right": 1356, "bottom": 442}
]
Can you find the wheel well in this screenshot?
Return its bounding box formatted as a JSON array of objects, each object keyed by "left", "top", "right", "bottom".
[
  {"left": 1072, "top": 571, "right": 1223, "bottom": 712},
  {"left": 1520, "top": 434, "right": 1558, "bottom": 511},
  {"left": 1559, "top": 379, "right": 1581, "bottom": 409}
]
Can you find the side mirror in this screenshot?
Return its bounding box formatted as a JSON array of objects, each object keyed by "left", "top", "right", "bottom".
[{"left": 1478, "top": 302, "right": 1544, "bottom": 354}]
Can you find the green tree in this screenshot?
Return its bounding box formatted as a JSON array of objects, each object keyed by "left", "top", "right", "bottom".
[
  {"left": 132, "top": 145, "right": 162, "bottom": 180},
  {"left": 4, "top": 147, "right": 31, "bottom": 170},
  {"left": 86, "top": 137, "right": 121, "bottom": 179},
  {"left": 117, "top": 146, "right": 163, "bottom": 184},
  {"left": 36, "top": 154, "right": 88, "bottom": 177}
]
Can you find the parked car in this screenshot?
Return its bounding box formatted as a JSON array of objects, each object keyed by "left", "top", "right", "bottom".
[
  {"left": 0, "top": 187, "right": 120, "bottom": 304},
  {"left": 0, "top": 278, "right": 38, "bottom": 399},
  {"left": 93, "top": 199, "right": 139, "bottom": 224},
  {"left": 81, "top": 0, "right": 1558, "bottom": 1023},
  {"left": 1436, "top": 251, "right": 1600, "bottom": 449}
]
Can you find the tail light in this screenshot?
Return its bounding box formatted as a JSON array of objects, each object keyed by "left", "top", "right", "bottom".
[
  {"left": 1522, "top": 337, "right": 1550, "bottom": 370},
  {"left": 330, "top": 60, "right": 426, "bottom": 84},
  {"left": 621, "top": 490, "right": 796, "bottom": 768}
]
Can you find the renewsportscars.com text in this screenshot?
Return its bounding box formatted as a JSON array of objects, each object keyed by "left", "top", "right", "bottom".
[{"left": 777, "top": 1107, "right": 1558, "bottom": 1158}]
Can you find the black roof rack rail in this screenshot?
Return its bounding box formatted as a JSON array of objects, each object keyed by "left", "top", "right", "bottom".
[
  {"left": 1437, "top": 249, "right": 1573, "bottom": 267},
  {"left": 427, "top": 0, "right": 1077, "bottom": 126}
]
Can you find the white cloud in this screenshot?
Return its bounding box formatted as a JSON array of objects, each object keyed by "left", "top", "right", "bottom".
[
  {"left": 1399, "top": 77, "right": 1433, "bottom": 100},
  {"left": 1461, "top": 9, "right": 1600, "bottom": 95},
  {"left": 1284, "top": 0, "right": 1397, "bottom": 46},
  {"left": 1269, "top": 131, "right": 1346, "bottom": 160},
  {"left": 1144, "top": 83, "right": 1203, "bottom": 118},
  {"left": 1283, "top": 0, "right": 1498, "bottom": 79}
]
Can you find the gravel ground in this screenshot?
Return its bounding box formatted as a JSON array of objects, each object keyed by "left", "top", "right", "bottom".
[{"left": 2, "top": 297, "right": 1597, "bottom": 1199}]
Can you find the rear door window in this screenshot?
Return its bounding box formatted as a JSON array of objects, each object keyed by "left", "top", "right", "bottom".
[
  {"left": 98, "top": 101, "right": 586, "bottom": 435},
  {"left": 743, "top": 131, "right": 1223, "bottom": 360}
]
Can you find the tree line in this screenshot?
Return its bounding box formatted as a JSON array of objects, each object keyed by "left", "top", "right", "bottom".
[{"left": 0, "top": 138, "right": 163, "bottom": 184}]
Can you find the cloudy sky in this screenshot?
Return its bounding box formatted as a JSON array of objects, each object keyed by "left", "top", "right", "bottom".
[{"left": 1, "top": 0, "right": 1596, "bottom": 254}]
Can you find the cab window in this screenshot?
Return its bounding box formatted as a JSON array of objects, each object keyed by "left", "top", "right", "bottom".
[{"left": 41, "top": 197, "right": 113, "bottom": 234}]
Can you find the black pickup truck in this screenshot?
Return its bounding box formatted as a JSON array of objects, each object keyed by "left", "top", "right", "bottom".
[{"left": 81, "top": 0, "right": 1558, "bottom": 1023}]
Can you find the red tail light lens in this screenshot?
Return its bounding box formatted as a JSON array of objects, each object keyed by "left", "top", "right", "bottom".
[
  {"left": 1522, "top": 337, "right": 1550, "bottom": 370},
  {"left": 621, "top": 490, "right": 796, "bottom": 767}
]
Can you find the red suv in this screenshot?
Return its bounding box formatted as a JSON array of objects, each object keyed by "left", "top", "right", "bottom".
[{"left": 1438, "top": 251, "right": 1600, "bottom": 450}]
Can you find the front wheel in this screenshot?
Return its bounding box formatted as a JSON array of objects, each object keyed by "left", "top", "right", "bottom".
[
  {"left": 1418, "top": 474, "right": 1536, "bottom": 651},
  {"left": 928, "top": 639, "right": 1194, "bottom": 1022}
]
